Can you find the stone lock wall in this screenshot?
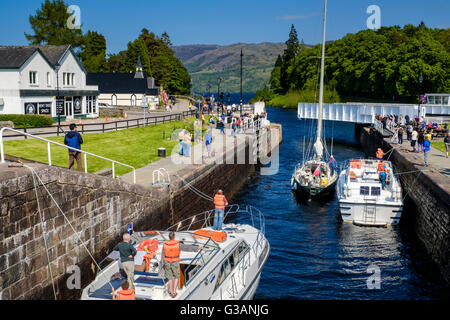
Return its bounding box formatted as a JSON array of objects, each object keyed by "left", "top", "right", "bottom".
[
  {"left": 0, "top": 123, "right": 281, "bottom": 300},
  {"left": 356, "top": 125, "right": 450, "bottom": 282}
]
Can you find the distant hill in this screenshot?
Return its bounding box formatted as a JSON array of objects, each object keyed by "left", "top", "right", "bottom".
[{"left": 172, "top": 42, "right": 287, "bottom": 93}]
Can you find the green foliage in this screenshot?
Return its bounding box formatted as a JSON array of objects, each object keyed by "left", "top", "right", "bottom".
[
  {"left": 79, "top": 30, "right": 108, "bottom": 72},
  {"left": 250, "top": 85, "right": 275, "bottom": 103},
  {"left": 0, "top": 115, "right": 54, "bottom": 127},
  {"left": 119, "top": 38, "right": 152, "bottom": 77},
  {"left": 25, "top": 0, "right": 83, "bottom": 49},
  {"left": 264, "top": 23, "right": 450, "bottom": 103},
  {"left": 267, "top": 87, "right": 340, "bottom": 109}
]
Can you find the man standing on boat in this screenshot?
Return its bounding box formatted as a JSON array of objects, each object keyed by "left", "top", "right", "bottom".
[
  {"left": 378, "top": 161, "right": 387, "bottom": 190},
  {"left": 162, "top": 232, "right": 181, "bottom": 298},
  {"left": 329, "top": 155, "right": 337, "bottom": 176},
  {"left": 376, "top": 148, "right": 384, "bottom": 160},
  {"left": 213, "top": 190, "right": 228, "bottom": 230},
  {"left": 113, "top": 233, "right": 137, "bottom": 291}
]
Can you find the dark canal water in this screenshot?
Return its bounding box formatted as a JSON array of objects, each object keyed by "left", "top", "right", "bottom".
[{"left": 229, "top": 106, "right": 449, "bottom": 300}]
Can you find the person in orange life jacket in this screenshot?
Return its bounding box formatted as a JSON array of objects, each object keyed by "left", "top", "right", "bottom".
[
  {"left": 376, "top": 148, "right": 384, "bottom": 160},
  {"left": 213, "top": 190, "right": 228, "bottom": 230},
  {"left": 378, "top": 161, "right": 387, "bottom": 190},
  {"left": 162, "top": 231, "right": 180, "bottom": 298},
  {"left": 113, "top": 233, "right": 137, "bottom": 290},
  {"left": 112, "top": 280, "right": 135, "bottom": 300}
]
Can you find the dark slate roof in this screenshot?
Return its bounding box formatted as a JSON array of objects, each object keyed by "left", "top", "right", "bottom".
[
  {"left": 39, "top": 45, "right": 70, "bottom": 65},
  {"left": 0, "top": 45, "right": 70, "bottom": 69},
  {"left": 86, "top": 73, "right": 149, "bottom": 94}
]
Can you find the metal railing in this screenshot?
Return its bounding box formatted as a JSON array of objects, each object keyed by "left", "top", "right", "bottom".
[
  {"left": 2, "top": 110, "right": 197, "bottom": 139},
  {"left": 0, "top": 127, "right": 137, "bottom": 184}
]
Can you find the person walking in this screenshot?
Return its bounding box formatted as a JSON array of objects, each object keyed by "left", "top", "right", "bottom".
[
  {"left": 162, "top": 232, "right": 180, "bottom": 298},
  {"left": 178, "top": 130, "right": 185, "bottom": 156},
  {"left": 183, "top": 131, "right": 192, "bottom": 157},
  {"left": 417, "top": 130, "right": 425, "bottom": 153},
  {"left": 397, "top": 126, "right": 404, "bottom": 144},
  {"left": 423, "top": 136, "right": 431, "bottom": 166},
  {"left": 113, "top": 233, "right": 137, "bottom": 291},
  {"left": 205, "top": 131, "right": 213, "bottom": 158},
  {"left": 444, "top": 133, "right": 450, "bottom": 158},
  {"left": 411, "top": 128, "right": 418, "bottom": 152},
  {"left": 213, "top": 190, "right": 228, "bottom": 230},
  {"left": 64, "top": 123, "right": 83, "bottom": 172}
]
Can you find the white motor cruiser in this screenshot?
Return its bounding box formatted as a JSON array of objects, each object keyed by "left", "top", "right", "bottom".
[
  {"left": 336, "top": 159, "right": 403, "bottom": 227},
  {"left": 81, "top": 205, "right": 270, "bottom": 300}
]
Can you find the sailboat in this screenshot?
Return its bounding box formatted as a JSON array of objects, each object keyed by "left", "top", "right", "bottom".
[{"left": 290, "top": 0, "right": 338, "bottom": 197}]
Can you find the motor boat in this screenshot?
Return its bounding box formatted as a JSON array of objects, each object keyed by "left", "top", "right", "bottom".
[
  {"left": 81, "top": 205, "right": 270, "bottom": 300},
  {"left": 336, "top": 159, "right": 403, "bottom": 227}
]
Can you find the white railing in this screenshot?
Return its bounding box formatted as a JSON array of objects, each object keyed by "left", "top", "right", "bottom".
[{"left": 0, "top": 127, "right": 136, "bottom": 184}]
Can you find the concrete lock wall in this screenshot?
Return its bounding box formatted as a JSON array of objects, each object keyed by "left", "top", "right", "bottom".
[
  {"left": 0, "top": 124, "right": 281, "bottom": 300},
  {"left": 356, "top": 125, "right": 450, "bottom": 283}
]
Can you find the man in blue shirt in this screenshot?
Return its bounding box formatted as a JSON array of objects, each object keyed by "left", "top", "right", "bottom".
[
  {"left": 423, "top": 137, "right": 431, "bottom": 167},
  {"left": 64, "top": 123, "right": 83, "bottom": 171}
]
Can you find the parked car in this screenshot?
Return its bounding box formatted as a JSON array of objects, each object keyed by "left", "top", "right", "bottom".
[{"left": 98, "top": 102, "right": 114, "bottom": 108}]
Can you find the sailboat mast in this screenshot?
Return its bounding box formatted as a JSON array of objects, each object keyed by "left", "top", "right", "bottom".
[{"left": 316, "top": 0, "right": 327, "bottom": 143}]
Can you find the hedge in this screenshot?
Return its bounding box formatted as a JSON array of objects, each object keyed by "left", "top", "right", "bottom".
[{"left": 0, "top": 115, "right": 54, "bottom": 128}]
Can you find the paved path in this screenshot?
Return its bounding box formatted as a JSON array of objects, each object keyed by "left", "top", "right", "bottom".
[{"left": 120, "top": 127, "right": 259, "bottom": 188}]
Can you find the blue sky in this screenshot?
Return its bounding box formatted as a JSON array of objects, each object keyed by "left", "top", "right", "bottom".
[{"left": 1, "top": 0, "right": 448, "bottom": 54}]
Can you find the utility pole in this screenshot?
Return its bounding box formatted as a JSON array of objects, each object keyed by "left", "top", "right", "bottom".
[{"left": 240, "top": 48, "right": 243, "bottom": 113}]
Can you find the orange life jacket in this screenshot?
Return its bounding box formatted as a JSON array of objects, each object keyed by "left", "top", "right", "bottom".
[
  {"left": 117, "top": 289, "right": 135, "bottom": 300},
  {"left": 378, "top": 162, "right": 386, "bottom": 173},
  {"left": 137, "top": 239, "right": 159, "bottom": 272},
  {"left": 214, "top": 194, "right": 226, "bottom": 209},
  {"left": 163, "top": 240, "right": 180, "bottom": 263},
  {"left": 376, "top": 150, "right": 384, "bottom": 159}
]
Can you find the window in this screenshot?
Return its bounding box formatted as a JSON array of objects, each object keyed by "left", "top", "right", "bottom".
[
  {"left": 371, "top": 187, "right": 381, "bottom": 196},
  {"left": 46, "top": 72, "right": 51, "bottom": 86},
  {"left": 63, "top": 73, "right": 75, "bottom": 86},
  {"left": 131, "top": 94, "right": 137, "bottom": 106},
  {"left": 29, "top": 71, "right": 37, "bottom": 85},
  {"left": 360, "top": 186, "right": 370, "bottom": 195},
  {"left": 111, "top": 94, "right": 117, "bottom": 106}
]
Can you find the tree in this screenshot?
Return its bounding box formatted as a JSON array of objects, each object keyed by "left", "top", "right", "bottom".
[
  {"left": 79, "top": 31, "right": 108, "bottom": 72},
  {"left": 25, "top": 0, "right": 83, "bottom": 50}
]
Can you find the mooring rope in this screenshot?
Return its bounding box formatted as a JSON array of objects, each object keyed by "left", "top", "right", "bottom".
[
  {"left": 174, "top": 173, "right": 214, "bottom": 202},
  {"left": 22, "top": 164, "right": 115, "bottom": 296},
  {"left": 27, "top": 165, "right": 58, "bottom": 300}
]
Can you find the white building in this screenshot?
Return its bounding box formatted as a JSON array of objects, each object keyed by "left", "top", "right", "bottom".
[{"left": 0, "top": 45, "right": 99, "bottom": 121}]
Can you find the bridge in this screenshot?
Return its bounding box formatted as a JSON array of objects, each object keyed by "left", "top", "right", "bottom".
[{"left": 297, "top": 102, "right": 450, "bottom": 124}]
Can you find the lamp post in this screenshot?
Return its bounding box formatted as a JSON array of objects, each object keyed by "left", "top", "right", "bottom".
[
  {"left": 240, "top": 48, "right": 243, "bottom": 113},
  {"left": 55, "top": 63, "right": 61, "bottom": 135},
  {"left": 217, "top": 77, "right": 222, "bottom": 113}
]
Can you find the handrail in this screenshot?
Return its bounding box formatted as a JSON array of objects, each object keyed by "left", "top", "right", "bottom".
[{"left": 0, "top": 127, "right": 137, "bottom": 184}]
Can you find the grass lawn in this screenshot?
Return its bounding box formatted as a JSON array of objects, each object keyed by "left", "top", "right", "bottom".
[
  {"left": 3, "top": 118, "right": 201, "bottom": 177},
  {"left": 431, "top": 141, "right": 446, "bottom": 153}
]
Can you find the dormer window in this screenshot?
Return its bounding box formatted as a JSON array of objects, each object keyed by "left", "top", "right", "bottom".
[
  {"left": 29, "top": 71, "right": 37, "bottom": 85},
  {"left": 63, "top": 72, "right": 75, "bottom": 86}
]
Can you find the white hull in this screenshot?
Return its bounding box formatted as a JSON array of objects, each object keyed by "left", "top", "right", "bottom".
[
  {"left": 337, "top": 159, "right": 403, "bottom": 227},
  {"left": 339, "top": 201, "right": 403, "bottom": 226}
]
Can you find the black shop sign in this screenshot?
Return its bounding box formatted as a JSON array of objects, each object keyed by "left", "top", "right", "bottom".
[
  {"left": 24, "top": 103, "right": 37, "bottom": 114},
  {"left": 38, "top": 102, "right": 51, "bottom": 115},
  {"left": 74, "top": 96, "right": 82, "bottom": 114},
  {"left": 56, "top": 98, "right": 64, "bottom": 116}
]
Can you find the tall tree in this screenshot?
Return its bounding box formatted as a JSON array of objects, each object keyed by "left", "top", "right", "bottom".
[
  {"left": 79, "top": 31, "right": 108, "bottom": 72},
  {"left": 25, "top": 0, "right": 83, "bottom": 49}
]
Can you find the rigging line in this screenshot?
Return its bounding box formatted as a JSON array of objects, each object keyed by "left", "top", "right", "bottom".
[
  {"left": 174, "top": 174, "right": 214, "bottom": 202},
  {"left": 27, "top": 166, "right": 57, "bottom": 300},
  {"left": 23, "top": 164, "right": 115, "bottom": 291},
  {"left": 394, "top": 169, "right": 431, "bottom": 176},
  {"left": 402, "top": 170, "right": 424, "bottom": 203}
]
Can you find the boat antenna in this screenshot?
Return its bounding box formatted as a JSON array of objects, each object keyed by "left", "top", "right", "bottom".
[{"left": 314, "top": 0, "right": 327, "bottom": 160}]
